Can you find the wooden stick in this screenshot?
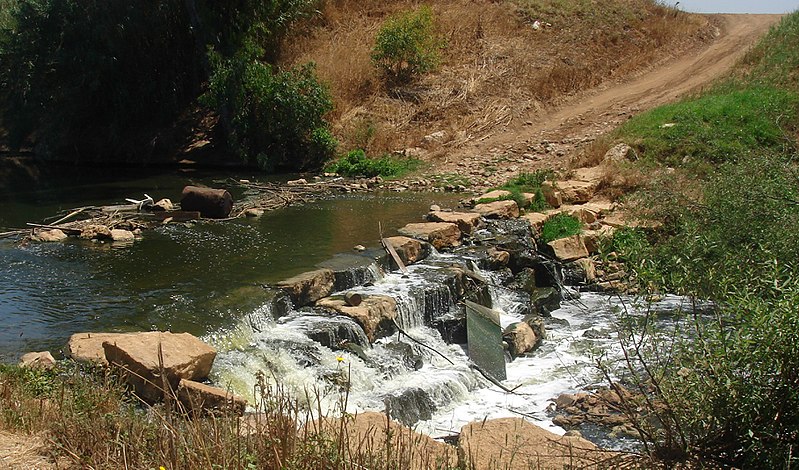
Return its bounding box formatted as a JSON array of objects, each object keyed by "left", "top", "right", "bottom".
[{"left": 25, "top": 223, "right": 82, "bottom": 235}]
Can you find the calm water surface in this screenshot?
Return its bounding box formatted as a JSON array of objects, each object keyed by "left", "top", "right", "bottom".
[{"left": 0, "top": 165, "right": 461, "bottom": 361}]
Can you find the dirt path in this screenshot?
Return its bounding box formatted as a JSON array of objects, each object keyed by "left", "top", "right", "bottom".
[{"left": 441, "top": 14, "right": 783, "bottom": 190}]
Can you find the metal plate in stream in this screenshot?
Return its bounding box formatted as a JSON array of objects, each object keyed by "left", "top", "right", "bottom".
[{"left": 465, "top": 300, "right": 507, "bottom": 382}]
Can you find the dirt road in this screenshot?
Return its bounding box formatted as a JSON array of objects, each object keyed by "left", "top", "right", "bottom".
[{"left": 445, "top": 14, "right": 783, "bottom": 189}]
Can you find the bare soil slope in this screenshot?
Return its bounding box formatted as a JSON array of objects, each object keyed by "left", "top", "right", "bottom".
[{"left": 283, "top": 2, "right": 780, "bottom": 190}]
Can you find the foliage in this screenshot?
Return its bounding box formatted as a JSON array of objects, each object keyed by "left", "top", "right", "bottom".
[
  {"left": 325, "top": 149, "right": 419, "bottom": 178},
  {"left": 616, "top": 86, "right": 799, "bottom": 172},
  {"left": 497, "top": 171, "right": 553, "bottom": 211},
  {"left": 371, "top": 6, "right": 442, "bottom": 83},
  {"left": 0, "top": 0, "right": 200, "bottom": 159},
  {"left": 603, "top": 12, "right": 799, "bottom": 466},
  {"left": 539, "top": 213, "right": 581, "bottom": 243},
  {"left": 0, "top": 0, "right": 325, "bottom": 167},
  {"left": 202, "top": 42, "right": 335, "bottom": 171}
]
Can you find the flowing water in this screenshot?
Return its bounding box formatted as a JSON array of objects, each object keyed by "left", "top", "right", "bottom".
[{"left": 0, "top": 162, "right": 693, "bottom": 447}]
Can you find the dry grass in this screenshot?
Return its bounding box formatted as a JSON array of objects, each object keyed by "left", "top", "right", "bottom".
[{"left": 279, "top": 0, "right": 710, "bottom": 158}]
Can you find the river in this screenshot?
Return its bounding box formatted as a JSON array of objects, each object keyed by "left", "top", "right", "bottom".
[{"left": 0, "top": 164, "right": 691, "bottom": 448}]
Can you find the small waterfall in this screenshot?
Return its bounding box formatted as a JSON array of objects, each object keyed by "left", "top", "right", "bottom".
[{"left": 207, "top": 234, "right": 695, "bottom": 447}]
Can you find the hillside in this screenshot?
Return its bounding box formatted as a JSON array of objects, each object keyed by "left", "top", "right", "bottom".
[{"left": 278, "top": 0, "right": 719, "bottom": 186}]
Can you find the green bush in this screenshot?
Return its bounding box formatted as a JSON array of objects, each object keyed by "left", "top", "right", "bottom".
[
  {"left": 371, "top": 6, "right": 442, "bottom": 83},
  {"left": 325, "top": 149, "right": 420, "bottom": 178},
  {"left": 539, "top": 213, "right": 582, "bottom": 243},
  {"left": 202, "top": 42, "right": 336, "bottom": 171}
]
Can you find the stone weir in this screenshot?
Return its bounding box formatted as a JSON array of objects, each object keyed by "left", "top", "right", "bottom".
[{"left": 219, "top": 196, "right": 611, "bottom": 428}]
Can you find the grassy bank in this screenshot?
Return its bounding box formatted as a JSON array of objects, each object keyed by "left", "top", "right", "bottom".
[
  {"left": 600, "top": 11, "right": 799, "bottom": 468},
  {"left": 0, "top": 362, "right": 455, "bottom": 469}
]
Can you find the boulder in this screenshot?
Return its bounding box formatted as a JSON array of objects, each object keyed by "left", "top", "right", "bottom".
[
  {"left": 177, "top": 379, "right": 247, "bottom": 416},
  {"left": 540, "top": 183, "right": 562, "bottom": 208},
  {"left": 581, "top": 226, "right": 614, "bottom": 254},
  {"left": 19, "top": 351, "right": 56, "bottom": 369},
  {"left": 502, "top": 322, "right": 539, "bottom": 358},
  {"left": 102, "top": 332, "right": 217, "bottom": 403},
  {"left": 521, "top": 212, "right": 549, "bottom": 231},
  {"left": 398, "top": 222, "right": 461, "bottom": 250},
  {"left": 474, "top": 189, "right": 512, "bottom": 203},
  {"left": 383, "top": 236, "right": 429, "bottom": 265},
  {"left": 427, "top": 211, "right": 482, "bottom": 234},
  {"left": 603, "top": 143, "right": 634, "bottom": 163},
  {"left": 110, "top": 229, "right": 135, "bottom": 243},
  {"left": 316, "top": 295, "right": 398, "bottom": 342},
  {"left": 33, "top": 229, "right": 68, "bottom": 242},
  {"left": 473, "top": 200, "right": 519, "bottom": 219},
  {"left": 557, "top": 180, "right": 596, "bottom": 204},
  {"left": 310, "top": 412, "right": 457, "bottom": 470},
  {"left": 547, "top": 235, "right": 589, "bottom": 262},
  {"left": 458, "top": 417, "right": 607, "bottom": 470},
  {"left": 486, "top": 247, "right": 510, "bottom": 269},
  {"left": 180, "top": 186, "right": 233, "bottom": 219},
  {"left": 79, "top": 224, "right": 112, "bottom": 240},
  {"left": 277, "top": 269, "right": 335, "bottom": 307},
  {"left": 66, "top": 332, "right": 138, "bottom": 364}
]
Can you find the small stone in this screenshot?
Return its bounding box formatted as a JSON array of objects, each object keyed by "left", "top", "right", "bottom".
[
  {"left": 353, "top": 244, "right": 367, "bottom": 252},
  {"left": 33, "top": 229, "right": 68, "bottom": 242},
  {"left": 110, "top": 229, "right": 135, "bottom": 243},
  {"left": 153, "top": 198, "right": 174, "bottom": 211},
  {"left": 287, "top": 178, "right": 307, "bottom": 186},
  {"left": 244, "top": 208, "right": 264, "bottom": 218},
  {"left": 429, "top": 204, "right": 441, "bottom": 212}
]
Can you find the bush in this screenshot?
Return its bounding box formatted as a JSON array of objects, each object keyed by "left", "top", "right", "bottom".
[
  {"left": 371, "top": 6, "right": 442, "bottom": 84},
  {"left": 539, "top": 213, "right": 581, "bottom": 243},
  {"left": 325, "top": 149, "right": 420, "bottom": 178},
  {"left": 203, "top": 42, "right": 336, "bottom": 171}
]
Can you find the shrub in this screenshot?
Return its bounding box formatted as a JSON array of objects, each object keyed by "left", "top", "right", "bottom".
[
  {"left": 371, "top": 6, "right": 442, "bottom": 83},
  {"left": 539, "top": 213, "right": 581, "bottom": 243},
  {"left": 325, "top": 149, "right": 420, "bottom": 178},
  {"left": 203, "top": 42, "right": 336, "bottom": 171}
]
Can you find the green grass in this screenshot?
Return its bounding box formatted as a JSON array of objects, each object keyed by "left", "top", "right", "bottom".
[
  {"left": 616, "top": 86, "right": 799, "bottom": 171},
  {"left": 325, "top": 149, "right": 420, "bottom": 178},
  {"left": 539, "top": 213, "right": 581, "bottom": 243},
  {"left": 486, "top": 171, "right": 552, "bottom": 211}
]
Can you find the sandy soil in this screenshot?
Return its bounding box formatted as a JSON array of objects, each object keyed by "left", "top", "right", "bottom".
[{"left": 434, "top": 14, "right": 783, "bottom": 191}]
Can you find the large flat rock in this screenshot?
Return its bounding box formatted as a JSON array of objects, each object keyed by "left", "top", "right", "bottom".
[
  {"left": 277, "top": 269, "right": 335, "bottom": 307},
  {"left": 310, "top": 412, "right": 457, "bottom": 470},
  {"left": 398, "top": 222, "right": 461, "bottom": 250},
  {"left": 67, "top": 332, "right": 139, "bottom": 364},
  {"left": 546, "top": 235, "right": 589, "bottom": 262},
  {"left": 102, "top": 331, "right": 217, "bottom": 403},
  {"left": 473, "top": 200, "right": 519, "bottom": 219},
  {"left": 459, "top": 417, "right": 610, "bottom": 470},
  {"left": 427, "top": 211, "right": 482, "bottom": 234},
  {"left": 316, "top": 295, "right": 398, "bottom": 342}
]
